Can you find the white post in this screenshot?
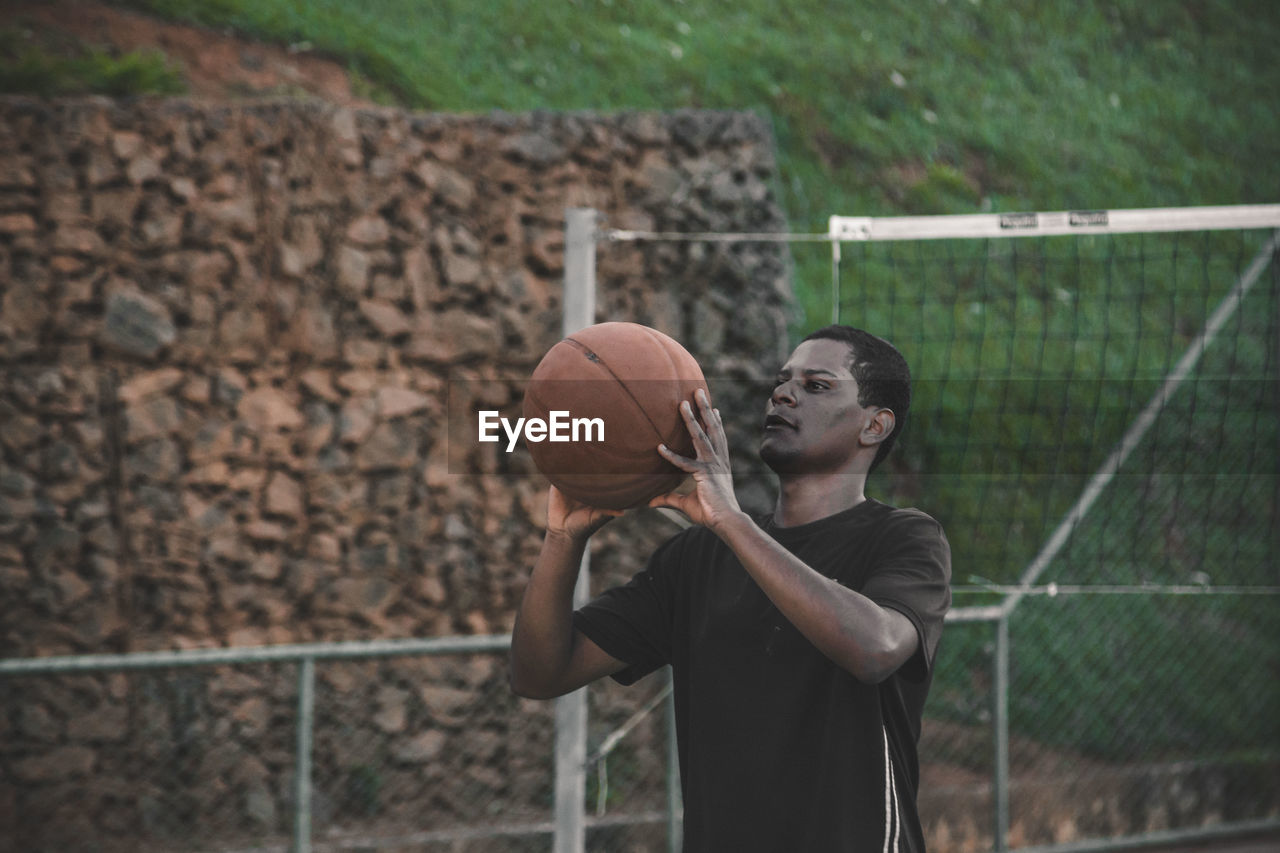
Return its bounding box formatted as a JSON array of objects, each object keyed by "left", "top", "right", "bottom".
[
  {"left": 992, "top": 616, "right": 1009, "bottom": 852},
  {"left": 292, "top": 656, "right": 315, "bottom": 853},
  {"left": 553, "top": 208, "right": 597, "bottom": 853},
  {"left": 665, "top": 666, "right": 682, "bottom": 853}
]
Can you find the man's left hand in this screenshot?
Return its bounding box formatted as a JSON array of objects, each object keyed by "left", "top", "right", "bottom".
[{"left": 649, "top": 387, "right": 743, "bottom": 532}]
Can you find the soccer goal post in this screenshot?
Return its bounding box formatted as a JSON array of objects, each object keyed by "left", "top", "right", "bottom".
[
  {"left": 825, "top": 203, "right": 1280, "bottom": 600},
  {"left": 826, "top": 203, "right": 1280, "bottom": 850}
]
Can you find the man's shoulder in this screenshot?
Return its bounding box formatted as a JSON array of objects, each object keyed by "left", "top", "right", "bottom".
[
  {"left": 827, "top": 502, "right": 949, "bottom": 567},
  {"left": 804, "top": 499, "right": 944, "bottom": 538},
  {"left": 871, "top": 504, "right": 952, "bottom": 584},
  {"left": 869, "top": 501, "right": 946, "bottom": 536}
]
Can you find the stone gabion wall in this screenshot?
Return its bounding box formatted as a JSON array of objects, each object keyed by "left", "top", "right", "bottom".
[
  {"left": 0, "top": 96, "right": 792, "bottom": 846},
  {"left": 0, "top": 96, "right": 792, "bottom": 656}
]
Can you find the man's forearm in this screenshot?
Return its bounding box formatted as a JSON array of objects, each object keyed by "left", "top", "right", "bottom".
[
  {"left": 508, "top": 531, "right": 588, "bottom": 698},
  {"left": 713, "top": 511, "right": 916, "bottom": 683}
]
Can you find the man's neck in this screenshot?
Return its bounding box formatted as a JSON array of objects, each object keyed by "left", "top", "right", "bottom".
[{"left": 772, "top": 469, "right": 868, "bottom": 528}]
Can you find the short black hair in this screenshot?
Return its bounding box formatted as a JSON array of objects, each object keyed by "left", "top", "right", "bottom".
[{"left": 801, "top": 324, "right": 911, "bottom": 472}]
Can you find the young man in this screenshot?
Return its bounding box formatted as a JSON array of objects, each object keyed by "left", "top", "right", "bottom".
[{"left": 509, "top": 325, "right": 952, "bottom": 852}]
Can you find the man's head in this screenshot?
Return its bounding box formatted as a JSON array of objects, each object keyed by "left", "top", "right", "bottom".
[{"left": 760, "top": 325, "right": 911, "bottom": 476}]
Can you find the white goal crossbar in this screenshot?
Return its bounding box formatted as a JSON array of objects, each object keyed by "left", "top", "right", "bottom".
[{"left": 828, "top": 203, "right": 1280, "bottom": 242}]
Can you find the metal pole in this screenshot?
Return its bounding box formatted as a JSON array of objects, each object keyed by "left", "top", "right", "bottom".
[
  {"left": 554, "top": 548, "right": 591, "bottom": 853},
  {"left": 554, "top": 207, "right": 598, "bottom": 853},
  {"left": 0, "top": 634, "right": 514, "bottom": 676},
  {"left": 563, "top": 208, "right": 597, "bottom": 337},
  {"left": 293, "top": 656, "right": 316, "bottom": 853},
  {"left": 665, "top": 666, "right": 682, "bottom": 853},
  {"left": 830, "top": 237, "right": 842, "bottom": 324},
  {"left": 993, "top": 615, "right": 1010, "bottom": 853}
]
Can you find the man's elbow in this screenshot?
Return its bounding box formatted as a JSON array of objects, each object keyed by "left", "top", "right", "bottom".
[
  {"left": 509, "top": 677, "right": 559, "bottom": 701},
  {"left": 507, "top": 662, "right": 563, "bottom": 700},
  {"left": 851, "top": 658, "right": 899, "bottom": 685},
  {"left": 847, "top": 611, "right": 920, "bottom": 684},
  {"left": 845, "top": 634, "right": 918, "bottom": 684}
]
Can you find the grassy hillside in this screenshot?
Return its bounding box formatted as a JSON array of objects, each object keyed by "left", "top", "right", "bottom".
[{"left": 105, "top": 0, "right": 1279, "bottom": 329}]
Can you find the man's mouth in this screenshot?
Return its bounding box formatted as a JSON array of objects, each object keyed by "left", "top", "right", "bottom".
[{"left": 763, "top": 414, "right": 796, "bottom": 431}]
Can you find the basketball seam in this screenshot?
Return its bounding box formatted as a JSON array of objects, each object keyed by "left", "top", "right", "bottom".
[{"left": 561, "top": 335, "right": 669, "bottom": 444}]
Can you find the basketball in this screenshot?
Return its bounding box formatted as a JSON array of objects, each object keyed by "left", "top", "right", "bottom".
[{"left": 521, "top": 322, "right": 709, "bottom": 510}]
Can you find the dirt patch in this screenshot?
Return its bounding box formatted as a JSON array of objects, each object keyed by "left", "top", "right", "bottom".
[{"left": 1, "top": 0, "right": 370, "bottom": 105}]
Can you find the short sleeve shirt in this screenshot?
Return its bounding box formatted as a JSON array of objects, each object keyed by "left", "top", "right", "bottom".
[{"left": 574, "top": 499, "right": 951, "bottom": 853}]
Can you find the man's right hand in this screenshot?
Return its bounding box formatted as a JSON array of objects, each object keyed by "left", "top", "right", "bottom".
[
  {"left": 510, "top": 485, "right": 629, "bottom": 699},
  {"left": 545, "top": 484, "right": 623, "bottom": 541}
]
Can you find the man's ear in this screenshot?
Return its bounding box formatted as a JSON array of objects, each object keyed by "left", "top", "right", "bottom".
[{"left": 861, "top": 408, "right": 895, "bottom": 447}]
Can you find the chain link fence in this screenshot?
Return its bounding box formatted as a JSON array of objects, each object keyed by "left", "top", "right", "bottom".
[
  {"left": 0, "top": 639, "right": 684, "bottom": 853},
  {"left": 1005, "top": 593, "right": 1278, "bottom": 847},
  {"left": 838, "top": 220, "right": 1280, "bottom": 850},
  {"left": 0, "top": 641, "right": 557, "bottom": 852},
  {"left": 3, "top": 215, "right": 1278, "bottom": 851},
  {"left": 2, "top": 607, "right": 1276, "bottom": 851}
]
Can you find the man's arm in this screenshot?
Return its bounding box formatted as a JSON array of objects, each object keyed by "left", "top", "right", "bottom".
[
  {"left": 508, "top": 488, "right": 628, "bottom": 699},
  {"left": 651, "top": 390, "right": 919, "bottom": 684},
  {"left": 713, "top": 514, "right": 918, "bottom": 683}
]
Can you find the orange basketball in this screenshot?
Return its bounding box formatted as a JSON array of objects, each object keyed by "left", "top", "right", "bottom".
[{"left": 522, "top": 322, "right": 709, "bottom": 509}]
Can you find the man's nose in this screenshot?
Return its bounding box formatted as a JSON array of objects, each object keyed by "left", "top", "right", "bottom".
[{"left": 771, "top": 381, "right": 797, "bottom": 406}]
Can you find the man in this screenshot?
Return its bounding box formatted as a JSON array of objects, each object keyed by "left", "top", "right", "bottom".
[{"left": 509, "top": 325, "right": 952, "bottom": 852}]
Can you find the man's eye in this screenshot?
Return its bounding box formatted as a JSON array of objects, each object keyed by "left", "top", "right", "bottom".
[{"left": 806, "top": 381, "right": 828, "bottom": 391}]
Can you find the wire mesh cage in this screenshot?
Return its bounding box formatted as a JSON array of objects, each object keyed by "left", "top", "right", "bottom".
[{"left": 828, "top": 219, "right": 1280, "bottom": 848}]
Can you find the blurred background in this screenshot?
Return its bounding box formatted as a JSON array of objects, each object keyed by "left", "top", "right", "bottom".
[{"left": 0, "top": 1, "right": 1276, "bottom": 851}]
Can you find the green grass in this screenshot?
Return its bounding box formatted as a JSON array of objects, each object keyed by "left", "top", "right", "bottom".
[
  {"left": 0, "top": 26, "right": 185, "bottom": 97},
  {"left": 106, "top": 0, "right": 1280, "bottom": 330}
]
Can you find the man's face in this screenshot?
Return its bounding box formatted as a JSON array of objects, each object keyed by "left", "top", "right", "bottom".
[{"left": 759, "top": 338, "right": 877, "bottom": 475}]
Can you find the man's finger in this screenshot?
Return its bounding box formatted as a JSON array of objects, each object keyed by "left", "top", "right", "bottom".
[
  {"left": 648, "top": 490, "right": 698, "bottom": 520},
  {"left": 680, "top": 400, "right": 714, "bottom": 453},
  {"left": 648, "top": 489, "right": 683, "bottom": 510},
  {"left": 707, "top": 406, "right": 727, "bottom": 451},
  {"left": 647, "top": 492, "right": 675, "bottom": 510},
  {"left": 692, "top": 390, "right": 723, "bottom": 433},
  {"left": 658, "top": 442, "right": 698, "bottom": 472},
  {"left": 696, "top": 390, "right": 719, "bottom": 428}
]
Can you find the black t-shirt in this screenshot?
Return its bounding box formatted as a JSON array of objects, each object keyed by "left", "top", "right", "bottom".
[{"left": 574, "top": 499, "right": 952, "bottom": 853}]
